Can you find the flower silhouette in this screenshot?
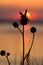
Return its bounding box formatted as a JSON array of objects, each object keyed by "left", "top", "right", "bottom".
[
  {"left": 7, "top": 53, "right": 10, "bottom": 56},
  {"left": 30, "top": 27, "right": 36, "bottom": 33},
  {"left": 19, "top": 9, "right": 30, "bottom": 25},
  {"left": 0, "top": 50, "right": 10, "bottom": 65},
  {"left": 0, "top": 50, "right": 6, "bottom": 56},
  {"left": 13, "top": 22, "right": 19, "bottom": 28}
]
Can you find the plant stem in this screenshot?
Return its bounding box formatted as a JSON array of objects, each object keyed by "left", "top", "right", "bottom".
[
  {"left": 18, "top": 27, "right": 23, "bottom": 35},
  {"left": 5, "top": 55, "right": 10, "bottom": 65},
  {"left": 23, "top": 25, "right": 24, "bottom": 65},
  {"left": 24, "top": 33, "right": 35, "bottom": 60}
]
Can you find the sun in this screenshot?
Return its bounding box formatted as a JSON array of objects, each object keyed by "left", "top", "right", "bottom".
[
  {"left": 22, "top": 11, "right": 30, "bottom": 19},
  {"left": 26, "top": 12, "right": 30, "bottom": 19}
]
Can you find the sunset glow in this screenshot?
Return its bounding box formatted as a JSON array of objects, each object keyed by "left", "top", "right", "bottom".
[
  {"left": 26, "top": 12, "right": 30, "bottom": 19},
  {"left": 0, "top": 0, "right": 43, "bottom": 63},
  {"left": 0, "top": 0, "right": 43, "bottom": 20}
]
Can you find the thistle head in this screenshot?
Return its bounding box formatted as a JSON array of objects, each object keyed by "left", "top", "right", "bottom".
[
  {"left": 7, "top": 52, "right": 10, "bottom": 56},
  {"left": 13, "top": 22, "right": 19, "bottom": 28},
  {"left": 0, "top": 50, "right": 6, "bottom": 56},
  {"left": 30, "top": 27, "right": 36, "bottom": 33}
]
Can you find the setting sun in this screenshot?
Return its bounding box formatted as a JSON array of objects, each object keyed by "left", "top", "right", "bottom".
[
  {"left": 26, "top": 12, "right": 30, "bottom": 19},
  {"left": 23, "top": 11, "right": 30, "bottom": 19}
]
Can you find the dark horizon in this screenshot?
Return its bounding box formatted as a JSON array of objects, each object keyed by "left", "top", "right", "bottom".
[{"left": 0, "top": 19, "right": 43, "bottom": 24}]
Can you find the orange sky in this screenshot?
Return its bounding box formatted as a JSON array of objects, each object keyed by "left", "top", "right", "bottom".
[
  {"left": 0, "top": 0, "right": 43, "bottom": 9},
  {"left": 0, "top": 0, "right": 43, "bottom": 21},
  {"left": 0, "top": 0, "right": 43, "bottom": 61}
]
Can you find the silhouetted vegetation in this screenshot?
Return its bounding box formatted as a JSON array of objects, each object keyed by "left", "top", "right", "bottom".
[
  {"left": 19, "top": 9, "right": 30, "bottom": 25},
  {"left": 30, "top": 27, "right": 36, "bottom": 33},
  {"left": 0, "top": 50, "right": 10, "bottom": 65},
  {"left": 13, "top": 22, "right": 19, "bottom": 28},
  {"left": 12, "top": 9, "right": 37, "bottom": 65}
]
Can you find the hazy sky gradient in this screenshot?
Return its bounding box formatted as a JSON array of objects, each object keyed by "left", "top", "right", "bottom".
[
  {"left": 0, "top": 0, "right": 43, "bottom": 62},
  {"left": 0, "top": 0, "right": 43, "bottom": 22}
]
